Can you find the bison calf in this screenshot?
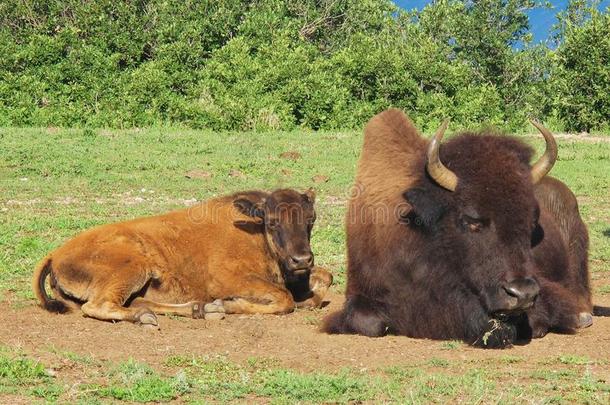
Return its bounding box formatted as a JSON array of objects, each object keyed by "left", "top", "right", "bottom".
[{"left": 33, "top": 189, "right": 332, "bottom": 327}]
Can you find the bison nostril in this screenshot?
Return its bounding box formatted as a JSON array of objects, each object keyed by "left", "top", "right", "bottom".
[
  {"left": 502, "top": 277, "right": 540, "bottom": 308},
  {"left": 290, "top": 253, "right": 314, "bottom": 268},
  {"left": 503, "top": 285, "right": 524, "bottom": 299}
]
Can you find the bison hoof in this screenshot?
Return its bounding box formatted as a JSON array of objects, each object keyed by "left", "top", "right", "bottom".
[
  {"left": 577, "top": 312, "right": 593, "bottom": 329},
  {"left": 531, "top": 326, "right": 548, "bottom": 339}
]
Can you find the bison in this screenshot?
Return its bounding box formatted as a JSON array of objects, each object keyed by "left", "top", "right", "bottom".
[
  {"left": 33, "top": 188, "right": 332, "bottom": 327},
  {"left": 323, "top": 109, "right": 608, "bottom": 348}
]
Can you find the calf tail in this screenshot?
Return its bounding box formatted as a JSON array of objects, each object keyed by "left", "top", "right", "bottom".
[
  {"left": 32, "top": 257, "right": 69, "bottom": 313},
  {"left": 593, "top": 305, "right": 610, "bottom": 317},
  {"left": 321, "top": 310, "right": 348, "bottom": 334}
]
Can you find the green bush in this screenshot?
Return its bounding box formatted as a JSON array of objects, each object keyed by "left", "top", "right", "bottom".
[
  {"left": 552, "top": 7, "right": 610, "bottom": 132},
  {"left": 0, "top": 0, "right": 608, "bottom": 131}
]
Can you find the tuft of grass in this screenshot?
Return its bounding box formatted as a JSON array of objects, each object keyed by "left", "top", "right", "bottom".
[
  {"left": 428, "top": 358, "right": 450, "bottom": 367},
  {"left": 0, "top": 350, "right": 63, "bottom": 401},
  {"left": 256, "top": 369, "right": 375, "bottom": 403},
  {"left": 500, "top": 355, "right": 524, "bottom": 364},
  {"left": 440, "top": 340, "right": 462, "bottom": 350},
  {"left": 47, "top": 346, "right": 97, "bottom": 366},
  {"left": 557, "top": 355, "right": 592, "bottom": 365},
  {"left": 90, "top": 359, "right": 189, "bottom": 403},
  {"left": 598, "top": 285, "right": 610, "bottom": 295}
]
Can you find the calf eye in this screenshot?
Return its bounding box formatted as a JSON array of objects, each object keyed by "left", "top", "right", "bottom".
[{"left": 267, "top": 220, "right": 279, "bottom": 230}]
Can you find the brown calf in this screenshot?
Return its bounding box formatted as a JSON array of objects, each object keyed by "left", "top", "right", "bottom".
[{"left": 33, "top": 189, "right": 332, "bottom": 327}]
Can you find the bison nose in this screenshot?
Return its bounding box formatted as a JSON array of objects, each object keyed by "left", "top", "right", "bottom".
[
  {"left": 289, "top": 253, "right": 314, "bottom": 270},
  {"left": 502, "top": 277, "right": 539, "bottom": 310}
]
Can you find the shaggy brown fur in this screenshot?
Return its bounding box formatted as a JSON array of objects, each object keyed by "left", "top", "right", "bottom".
[
  {"left": 323, "top": 109, "right": 606, "bottom": 348},
  {"left": 33, "top": 189, "right": 332, "bottom": 327}
]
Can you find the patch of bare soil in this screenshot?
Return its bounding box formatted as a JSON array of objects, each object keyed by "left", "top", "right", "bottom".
[{"left": 2, "top": 276, "right": 610, "bottom": 376}]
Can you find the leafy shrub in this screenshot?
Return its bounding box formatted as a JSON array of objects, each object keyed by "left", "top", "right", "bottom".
[{"left": 0, "top": 0, "right": 607, "bottom": 131}]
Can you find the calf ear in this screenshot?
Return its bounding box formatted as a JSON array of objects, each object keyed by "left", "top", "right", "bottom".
[
  {"left": 233, "top": 197, "right": 265, "bottom": 219},
  {"left": 302, "top": 188, "right": 316, "bottom": 204},
  {"left": 402, "top": 188, "right": 446, "bottom": 228}
]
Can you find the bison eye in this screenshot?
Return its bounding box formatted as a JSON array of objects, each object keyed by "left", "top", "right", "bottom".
[
  {"left": 267, "top": 220, "right": 280, "bottom": 230},
  {"left": 461, "top": 215, "right": 486, "bottom": 233}
]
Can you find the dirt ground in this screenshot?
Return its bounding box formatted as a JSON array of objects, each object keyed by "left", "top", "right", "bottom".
[{"left": 2, "top": 273, "right": 610, "bottom": 378}]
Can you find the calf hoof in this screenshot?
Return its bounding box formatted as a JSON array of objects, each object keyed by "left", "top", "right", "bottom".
[
  {"left": 204, "top": 299, "right": 225, "bottom": 321},
  {"left": 577, "top": 312, "right": 593, "bottom": 329},
  {"left": 204, "top": 312, "right": 225, "bottom": 321},
  {"left": 135, "top": 310, "right": 159, "bottom": 329},
  {"left": 295, "top": 296, "right": 322, "bottom": 309},
  {"left": 204, "top": 299, "right": 225, "bottom": 314},
  {"left": 192, "top": 299, "right": 225, "bottom": 319}
]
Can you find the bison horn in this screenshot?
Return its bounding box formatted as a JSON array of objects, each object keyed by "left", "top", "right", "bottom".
[
  {"left": 529, "top": 120, "right": 558, "bottom": 184},
  {"left": 426, "top": 119, "right": 458, "bottom": 192}
]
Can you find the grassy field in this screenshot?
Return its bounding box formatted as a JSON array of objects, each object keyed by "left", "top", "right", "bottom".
[{"left": 0, "top": 126, "right": 609, "bottom": 403}]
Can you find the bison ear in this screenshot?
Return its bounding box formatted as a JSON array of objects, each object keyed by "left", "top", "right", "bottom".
[
  {"left": 302, "top": 188, "right": 316, "bottom": 204},
  {"left": 402, "top": 188, "right": 446, "bottom": 228},
  {"left": 233, "top": 197, "right": 265, "bottom": 219}
]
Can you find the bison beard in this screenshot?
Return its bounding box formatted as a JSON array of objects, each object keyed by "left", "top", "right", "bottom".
[{"left": 322, "top": 109, "right": 606, "bottom": 348}]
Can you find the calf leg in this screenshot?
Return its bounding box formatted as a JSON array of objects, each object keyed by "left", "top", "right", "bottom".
[
  {"left": 295, "top": 266, "right": 333, "bottom": 309},
  {"left": 129, "top": 297, "right": 226, "bottom": 320},
  {"left": 77, "top": 266, "right": 157, "bottom": 326},
  {"left": 213, "top": 276, "right": 295, "bottom": 315}
]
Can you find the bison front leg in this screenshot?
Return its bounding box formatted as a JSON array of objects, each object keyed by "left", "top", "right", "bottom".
[
  {"left": 295, "top": 266, "right": 333, "bottom": 309},
  {"left": 527, "top": 279, "right": 591, "bottom": 338},
  {"left": 213, "top": 276, "right": 296, "bottom": 315}
]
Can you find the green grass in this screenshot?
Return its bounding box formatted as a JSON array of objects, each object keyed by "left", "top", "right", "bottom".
[
  {"left": 0, "top": 349, "right": 62, "bottom": 402},
  {"left": 2, "top": 349, "right": 608, "bottom": 403},
  {"left": 3, "top": 128, "right": 606, "bottom": 302},
  {"left": 0, "top": 127, "right": 609, "bottom": 403}
]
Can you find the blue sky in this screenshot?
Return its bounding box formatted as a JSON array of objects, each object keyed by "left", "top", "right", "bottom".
[{"left": 393, "top": 1, "right": 610, "bottom": 43}]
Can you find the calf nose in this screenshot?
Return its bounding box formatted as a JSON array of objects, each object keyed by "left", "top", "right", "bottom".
[
  {"left": 289, "top": 252, "right": 314, "bottom": 270},
  {"left": 503, "top": 277, "right": 539, "bottom": 310}
]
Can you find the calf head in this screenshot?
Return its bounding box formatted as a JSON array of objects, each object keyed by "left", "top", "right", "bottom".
[
  {"left": 234, "top": 188, "right": 317, "bottom": 282},
  {"left": 403, "top": 121, "right": 556, "bottom": 321}
]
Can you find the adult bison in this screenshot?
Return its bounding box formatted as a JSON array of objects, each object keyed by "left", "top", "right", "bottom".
[
  {"left": 33, "top": 188, "right": 332, "bottom": 327},
  {"left": 323, "top": 109, "right": 608, "bottom": 348}
]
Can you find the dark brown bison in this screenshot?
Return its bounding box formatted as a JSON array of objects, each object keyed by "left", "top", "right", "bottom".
[
  {"left": 323, "top": 109, "right": 608, "bottom": 348},
  {"left": 33, "top": 188, "right": 332, "bottom": 327}
]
